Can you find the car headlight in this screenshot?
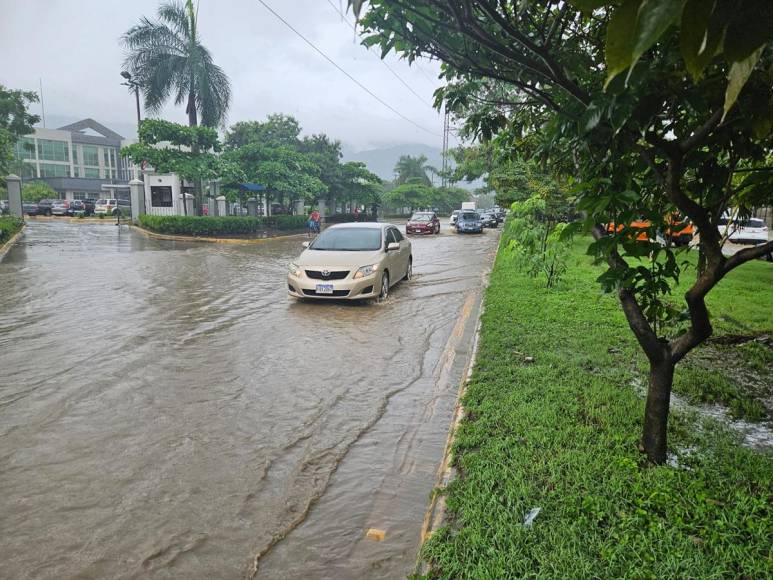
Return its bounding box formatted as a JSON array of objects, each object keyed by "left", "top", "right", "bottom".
[
  {"left": 288, "top": 262, "right": 301, "bottom": 276},
  {"left": 353, "top": 264, "right": 379, "bottom": 279}
]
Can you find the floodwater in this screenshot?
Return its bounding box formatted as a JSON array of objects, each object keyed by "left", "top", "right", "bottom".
[{"left": 0, "top": 220, "right": 499, "bottom": 579}]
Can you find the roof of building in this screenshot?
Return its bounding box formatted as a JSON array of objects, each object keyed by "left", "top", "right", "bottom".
[{"left": 57, "top": 118, "right": 124, "bottom": 140}]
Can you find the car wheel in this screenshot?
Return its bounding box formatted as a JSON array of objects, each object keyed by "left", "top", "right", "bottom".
[
  {"left": 435, "top": 224, "right": 440, "bottom": 234},
  {"left": 377, "top": 271, "right": 390, "bottom": 302},
  {"left": 405, "top": 258, "right": 413, "bottom": 281}
]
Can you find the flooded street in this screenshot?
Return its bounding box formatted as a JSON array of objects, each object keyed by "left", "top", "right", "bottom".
[{"left": 0, "top": 220, "right": 499, "bottom": 579}]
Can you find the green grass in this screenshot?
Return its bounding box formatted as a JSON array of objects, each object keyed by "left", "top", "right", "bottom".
[
  {"left": 0, "top": 216, "right": 23, "bottom": 244},
  {"left": 421, "top": 238, "right": 772, "bottom": 578}
]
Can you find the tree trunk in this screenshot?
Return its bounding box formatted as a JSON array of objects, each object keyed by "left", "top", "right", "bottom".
[{"left": 642, "top": 357, "right": 675, "bottom": 464}]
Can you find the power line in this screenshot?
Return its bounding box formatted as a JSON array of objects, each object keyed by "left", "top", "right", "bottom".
[
  {"left": 255, "top": 0, "right": 440, "bottom": 137},
  {"left": 325, "top": 0, "right": 435, "bottom": 108}
]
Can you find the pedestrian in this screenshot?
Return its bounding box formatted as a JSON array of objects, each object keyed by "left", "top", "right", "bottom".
[
  {"left": 353, "top": 205, "right": 360, "bottom": 221},
  {"left": 308, "top": 209, "right": 321, "bottom": 236}
]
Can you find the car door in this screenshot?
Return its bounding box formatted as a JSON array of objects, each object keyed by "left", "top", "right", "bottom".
[{"left": 390, "top": 227, "right": 410, "bottom": 278}]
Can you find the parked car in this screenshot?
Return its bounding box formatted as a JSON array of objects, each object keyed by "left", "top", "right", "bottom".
[
  {"left": 51, "top": 200, "right": 71, "bottom": 216},
  {"left": 479, "top": 212, "right": 498, "bottom": 228},
  {"left": 449, "top": 209, "right": 461, "bottom": 226},
  {"left": 23, "top": 202, "right": 39, "bottom": 215},
  {"left": 36, "top": 199, "right": 55, "bottom": 216},
  {"left": 66, "top": 199, "right": 95, "bottom": 216},
  {"left": 406, "top": 211, "right": 440, "bottom": 235},
  {"left": 95, "top": 198, "right": 131, "bottom": 215},
  {"left": 456, "top": 211, "right": 483, "bottom": 233},
  {"left": 719, "top": 216, "right": 769, "bottom": 245},
  {"left": 288, "top": 222, "right": 412, "bottom": 301}
]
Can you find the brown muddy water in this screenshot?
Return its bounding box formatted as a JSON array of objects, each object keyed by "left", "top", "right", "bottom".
[{"left": 0, "top": 221, "right": 499, "bottom": 579}]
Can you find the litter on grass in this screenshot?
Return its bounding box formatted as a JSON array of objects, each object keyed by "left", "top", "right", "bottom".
[{"left": 523, "top": 507, "right": 541, "bottom": 527}]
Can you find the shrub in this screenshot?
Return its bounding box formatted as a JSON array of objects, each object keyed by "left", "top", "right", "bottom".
[
  {"left": 0, "top": 216, "right": 23, "bottom": 244},
  {"left": 138, "top": 214, "right": 307, "bottom": 236}
]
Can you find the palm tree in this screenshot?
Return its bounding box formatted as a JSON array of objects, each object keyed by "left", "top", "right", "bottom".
[
  {"left": 121, "top": 0, "right": 230, "bottom": 127},
  {"left": 394, "top": 154, "right": 435, "bottom": 187}
]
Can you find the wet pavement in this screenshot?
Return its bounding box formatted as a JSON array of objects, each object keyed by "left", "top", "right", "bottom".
[{"left": 0, "top": 220, "right": 499, "bottom": 579}]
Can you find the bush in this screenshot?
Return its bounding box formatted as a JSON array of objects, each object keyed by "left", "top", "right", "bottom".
[
  {"left": 0, "top": 216, "right": 23, "bottom": 244},
  {"left": 138, "top": 214, "right": 307, "bottom": 236}
]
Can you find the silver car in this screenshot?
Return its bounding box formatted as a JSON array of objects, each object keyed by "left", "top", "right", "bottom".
[{"left": 287, "top": 222, "right": 412, "bottom": 301}]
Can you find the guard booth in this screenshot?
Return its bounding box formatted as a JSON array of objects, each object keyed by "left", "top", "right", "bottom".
[
  {"left": 144, "top": 173, "right": 194, "bottom": 215},
  {"left": 238, "top": 183, "right": 266, "bottom": 216}
]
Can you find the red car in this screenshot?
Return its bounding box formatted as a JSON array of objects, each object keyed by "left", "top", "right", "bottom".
[{"left": 406, "top": 211, "right": 440, "bottom": 235}]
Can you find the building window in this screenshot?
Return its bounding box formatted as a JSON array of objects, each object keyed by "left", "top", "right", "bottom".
[
  {"left": 72, "top": 144, "right": 79, "bottom": 165},
  {"left": 72, "top": 192, "right": 89, "bottom": 200},
  {"left": 84, "top": 167, "right": 100, "bottom": 178},
  {"left": 37, "top": 139, "right": 69, "bottom": 162},
  {"left": 39, "top": 163, "right": 70, "bottom": 177},
  {"left": 82, "top": 145, "right": 99, "bottom": 167},
  {"left": 14, "top": 137, "right": 36, "bottom": 160},
  {"left": 151, "top": 186, "right": 173, "bottom": 207}
]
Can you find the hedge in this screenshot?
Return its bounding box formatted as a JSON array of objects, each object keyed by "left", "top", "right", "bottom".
[
  {"left": 0, "top": 216, "right": 23, "bottom": 245},
  {"left": 138, "top": 214, "right": 307, "bottom": 237}
]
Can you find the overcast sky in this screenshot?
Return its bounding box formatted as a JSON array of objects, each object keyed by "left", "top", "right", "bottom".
[{"left": 0, "top": 0, "right": 454, "bottom": 151}]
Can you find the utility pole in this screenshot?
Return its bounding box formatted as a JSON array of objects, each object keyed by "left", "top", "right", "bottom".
[{"left": 441, "top": 107, "right": 450, "bottom": 188}]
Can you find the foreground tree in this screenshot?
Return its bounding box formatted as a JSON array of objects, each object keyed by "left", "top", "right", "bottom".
[
  {"left": 121, "top": 0, "right": 231, "bottom": 127},
  {"left": 0, "top": 85, "right": 39, "bottom": 179},
  {"left": 350, "top": 0, "right": 773, "bottom": 463}
]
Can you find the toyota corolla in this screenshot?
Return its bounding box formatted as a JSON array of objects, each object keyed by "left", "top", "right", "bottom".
[{"left": 287, "top": 222, "right": 412, "bottom": 301}]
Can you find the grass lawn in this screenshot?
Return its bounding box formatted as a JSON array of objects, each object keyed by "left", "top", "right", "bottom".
[
  {"left": 421, "top": 237, "right": 772, "bottom": 578},
  {"left": 0, "top": 216, "right": 24, "bottom": 245}
]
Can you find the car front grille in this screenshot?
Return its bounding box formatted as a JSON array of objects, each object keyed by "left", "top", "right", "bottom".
[
  {"left": 302, "top": 289, "right": 350, "bottom": 297},
  {"left": 305, "top": 270, "right": 349, "bottom": 280}
]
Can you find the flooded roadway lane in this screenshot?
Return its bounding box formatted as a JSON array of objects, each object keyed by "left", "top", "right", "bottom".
[{"left": 0, "top": 220, "right": 499, "bottom": 579}]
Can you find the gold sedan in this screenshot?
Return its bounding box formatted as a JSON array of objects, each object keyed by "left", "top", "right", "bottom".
[{"left": 287, "top": 223, "right": 412, "bottom": 301}]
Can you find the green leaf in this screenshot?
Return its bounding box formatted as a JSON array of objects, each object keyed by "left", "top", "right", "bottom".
[
  {"left": 605, "top": 0, "right": 642, "bottom": 88},
  {"left": 606, "top": 0, "right": 686, "bottom": 88},
  {"left": 680, "top": 0, "right": 722, "bottom": 81},
  {"left": 723, "top": 46, "right": 764, "bottom": 121}
]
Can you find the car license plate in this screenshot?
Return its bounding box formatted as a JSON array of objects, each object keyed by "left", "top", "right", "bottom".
[{"left": 316, "top": 284, "right": 334, "bottom": 294}]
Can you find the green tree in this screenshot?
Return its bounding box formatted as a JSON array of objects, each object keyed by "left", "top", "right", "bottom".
[
  {"left": 122, "top": 119, "right": 243, "bottom": 214},
  {"left": 383, "top": 178, "right": 433, "bottom": 212},
  {"left": 225, "top": 115, "right": 302, "bottom": 148},
  {"left": 0, "top": 85, "right": 39, "bottom": 179},
  {"left": 394, "top": 154, "right": 433, "bottom": 186},
  {"left": 122, "top": 0, "right": 231, "bottom": 127},
  {"left": 22, "top": 181, "right": 57, "bottom": 202},
  {"left": 351, "top": 0, "right": 773, "bottom": 463},
  {"left": 339, "top": 161, "right": 383, "bottom": 210}
]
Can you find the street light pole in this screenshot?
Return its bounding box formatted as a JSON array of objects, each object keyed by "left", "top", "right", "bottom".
[{"left": 120, "top": 71, "right": 142, "bottom": 129}]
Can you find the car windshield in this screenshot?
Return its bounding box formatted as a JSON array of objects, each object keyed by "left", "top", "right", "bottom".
[
  {"left": 411, "top": 214, "right": 432, "bottom": 222},
  {"left": 460, "top": 212, "right": 479, "bottom": 220},
  {"left": 96, "top": 199, "right": 107, "bottom": 204},
  {"left": 743, "top": 218, "right": 764, "bottom": 228},
  {"left": 310, "top": 227, "right": 382, "bottom": 251}
]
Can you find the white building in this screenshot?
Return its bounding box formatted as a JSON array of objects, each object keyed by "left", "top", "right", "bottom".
[{"left": 14, "top": 118, "right": 137, "bottom": 200}]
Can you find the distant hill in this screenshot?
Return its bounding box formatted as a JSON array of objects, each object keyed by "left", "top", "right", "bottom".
[
  {"left": 342, "top": 142, "right": 481, "bottom": 190},
  {"left": 342, "top": 143, "right": 444, "bottom": 183}
]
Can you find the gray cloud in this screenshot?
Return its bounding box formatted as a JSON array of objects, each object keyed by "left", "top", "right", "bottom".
[{"left": 0, "top": 0, "right": 456, "bottom": 150}]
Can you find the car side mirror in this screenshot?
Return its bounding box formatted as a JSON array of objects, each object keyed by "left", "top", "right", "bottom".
[
  {"left": 302, "top": 241, "right": 310, "bottom": 248},
  {"left": 387, "top": 242, "right": 400, "bottom": 252}
]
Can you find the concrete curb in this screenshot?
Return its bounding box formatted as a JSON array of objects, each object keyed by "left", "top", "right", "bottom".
[
  {"left": 130, "top": 225, "right": 308, "bottom": 245},
  {"left": 414, "top": 234, "right": 499, "bottom": 574},
  {"left": 0, "top": 224, "right": 26, "bottom": 263}
]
